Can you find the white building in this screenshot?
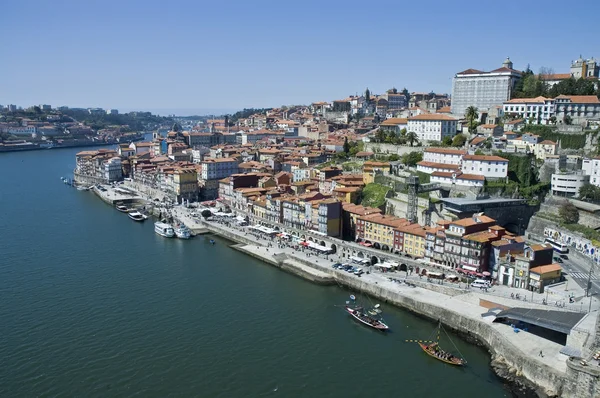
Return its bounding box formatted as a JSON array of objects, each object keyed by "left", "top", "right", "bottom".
[
  {"left": 423, "top": 147, "right": 466, "bottom": 165},
  {"left": 201, "top": 157, "right": 239, "bottom": 180},
  {"left": 451, "top": 57, "right": 522, "bottom": 116},
  {"left": 582, "top": 157, "right": 600, "bottom": 187},
  {"left": 551, "top": 173, "right": 589, "bottom": 197},
  {"left": 554, "top": 95, "right": 600, "bottom": 125},
  {"left": 407, "top": 114, "right": 457, "bottom": 142},
  {"left": 7, "top": 126, "right": 37, "bottom": 136},
  {"left": 104, "top": 157, "right": 123, "bottom": 182},
  {"left": 129, "top": 142, "right": 153, "bottom": 155},
  {"left": 430, "top": 171, "right": 485, "bottom": 188},
  {"left": 461, "top": 154, "right": 508, "bottom": 179},
  {"left": 503, "top": 96, "right": 555, "bottom": 125}
]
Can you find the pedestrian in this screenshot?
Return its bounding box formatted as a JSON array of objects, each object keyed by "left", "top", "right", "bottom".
[{"left": 539, "top": 350, "right": 543, "bottom": 357}]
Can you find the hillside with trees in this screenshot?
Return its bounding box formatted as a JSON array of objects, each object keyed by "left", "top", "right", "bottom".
[{"left": 512, "top": 66, "right": 599, "bottom": 99}]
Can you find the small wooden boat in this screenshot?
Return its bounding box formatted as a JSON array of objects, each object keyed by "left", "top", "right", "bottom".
[
  {"left": 345, "top": 306, "right": 389, "bottom": 331},
  {"left": 410, "top": 321, "right": 466, "bottom": 366},
  {"left": 418, "top": 342, "right": 466, "bottom": 366}
]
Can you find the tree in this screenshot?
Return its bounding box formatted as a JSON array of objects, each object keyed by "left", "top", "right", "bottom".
[
  {"left": 365, "top": 88, "right": 371, "bottom": 102},
  {"left": 401, "top": 151, "right": 423, "bottom": 167},
  {"left": 401, "top": 88, "right": 410, "bottom": 102},
  {"left": 441, "top": 136, "right": 453, "bottom": 146},
  {"left": 399, "top": 128, "right": 407, "bottom": 137},
  {"left": 578, "top": 183, "right": 600, "bottom": 201},
  {"left": 343, "top": 137, "right": 350, "bottom": 153},
  {"left": 172, "top": 122, "right": 182, "bottom": 132},
  {"left": 564, "top": 115, "right": 572, "bottom": 125},
  {"left": 465, "top": 106, "right": 478, "bottom": 133},
  {"left": 452, "top": 134, "right": 467, "bottom": 147},
  {"left": 406, "top": 131, "right": 418, "bottom": 147},
  {"left": 559, "top": 201, "right": 579, "bottom": 224},
  {"left": 374, "top": 128, "right": 386, "bottom": 143}
]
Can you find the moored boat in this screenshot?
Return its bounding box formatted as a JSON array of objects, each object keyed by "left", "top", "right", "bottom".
[
  {"left": 409, "top": 321, "right": 467, "bottom": 366},
  {"left": 155, "top": 222, "right": 175, "bottom": 238},
  {"left": 116, "top": 204, "right": 130, "bottom": 213},
  {"left": 345, "top": 306, "right": 389, "bottom": 331},
  {"left": 128, "top": 211, "right": 147, "bottom": 222},
  {"left": 174, "top": 224, "right": 191, "bottom": 239}
]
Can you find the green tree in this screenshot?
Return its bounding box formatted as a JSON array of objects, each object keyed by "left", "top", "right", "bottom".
[
  {"left": 343, "top": 137, "right": 350, "bottom": 153},
  {"left": 564, "top": 115, "right": 572, "bottom": 125},
  {"left": 172, "top": 122, "right": 182, "bottom": 132},
  {"left": 365, "top": 88, "right": 371, "bottom": 102},
  {"left": 465, "top": 106, "right": 478, "bottom": 133},
  {"left": 401, "top": 151, "right": 423, "bottom": 167},
  {"left": 401, "top": 88, "right": 410, "bottom": 102},
  {"left": 441, "top": 136, "right": 453, "bottom": 146},
  {"left": 559, "top": 201, "right": 579, "bottom": 224},
  {"left": 452, "top": 134, "right": 467, "bottom": 147},
  {"left": 578, "top": 183, "right": 600, "bottom": 201},
  {"left": 374, "top": 128, "right": 386, "bottom": 143},
  {"left": 399, "top": 128, "right": 407, "bottom": 137},
  {"left": 406, "top": 131, "right": 418, "bottom": 147}
]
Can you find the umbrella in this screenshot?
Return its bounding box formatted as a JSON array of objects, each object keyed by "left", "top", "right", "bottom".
[{"left": 482, "top": 271, "right": 491, "bottom": 276}]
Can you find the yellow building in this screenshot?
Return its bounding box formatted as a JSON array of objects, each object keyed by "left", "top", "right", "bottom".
[
  {"left": 399, "top": 224, "right": 427, "bottom": 258},
  {"left": 362, "top": 161, "right": 390, "bottom": 184},
  {"left": 533, "top": 140, "right": 558, "bottom": 160},
  {"left": 356, "top": 214, "right": 408, "bottom": 250},
  {"left": 528, "top": 263, "right": 562, "bottom": 293},
  {"left": 252, "top": 198, "right": 267, "bottom": 221},
  {"left": 333, "top": 186, "right": 361, "bottom": 204},
  {"left": 173, "top": 168, "right": 198, "bottom": 201}
]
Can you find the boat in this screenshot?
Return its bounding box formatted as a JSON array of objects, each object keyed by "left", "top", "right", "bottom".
[
  {"left": 345, "top": 305, "right": 389, "bottom": 331},
  {"left": 116, "top": 205, "right": 130, "bottom": 213},
  {"left": 128, "top": 211, "right": 147, "bottom": 222},
  {"left": 76, "top": 186, "right": 89, "bottom": 191},
  {"left": 411, "top": 321, "right": 467, "bottom": 366},
  {"left": 155, "top": 222, "right": 175, "bottom": 238},
  {"left": 344, "top": 295, "right": 389, "bottom": 331},
  {"left": 209, "top": 239, "right": 215, "bottom": 245},
  {"left": 174, "top": 224, "right": 191, "bottom": 239}
]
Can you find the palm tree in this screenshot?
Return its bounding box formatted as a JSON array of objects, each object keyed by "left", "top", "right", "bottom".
[
  {"left": 465, "top": 106, "right": 479, "bottom": 133},
  {"left": 406, "top": 131, "right": 418, "bottom": 147}
]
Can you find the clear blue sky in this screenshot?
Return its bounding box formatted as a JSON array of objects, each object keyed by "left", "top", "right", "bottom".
[{"left": 2, "top": 0, "right": 599, "bottom": 115}]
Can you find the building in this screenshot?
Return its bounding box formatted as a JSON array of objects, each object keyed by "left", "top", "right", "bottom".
[
  {"left": 551, "top": 172, "right": 589, "bottom": 197},
  {"left": 451, "top": 58, "right": 522, "bottom": 116},
  {"left": 528, "top": 263, "right": 562, "bottom": 293},
  {"left": 540, "top": 56, "right": 600, "bottom": 88},
  {"left": 460, "top": 154, "right": 508, "bottom": 179},
  {"left": 173, "top": 168, "right": 198, "bottom": 202},
  {"left": 341, "top": 203, "right": 382, "bottom": 241},
  {"left": 511, "top": 244, "right": 554, "bottom": 289},
  {"left": 356, "top": 214, "right": 410, "bottom": 251},
  {"left": 423, "top": 147, "right": 466, "bottom": 165},
  {"left": 407, "top": 114, "right": 457, "bottom": 142},
  {"left": 430, "top": 171, "right": 485, "bottom": 188},
  {"left": 201, "top": 157, "right": 239, "bottom": 180},
  {"left": 503, "top": 97, "right": 555, "bottom": 125},
  {"left": 379, "top": 118, "right": 408, "bottom": 133},
  {"left": 104, "top": 157, "right": 123, "bottom": 182},
  {"left": 554, "top": 95, "right": 600, "bottom": 125},
  {"left": 441, "top": 214, "right": 498, "bottom": 271},
  {"left": 316, "top": 199, "right": 342, "bottom": 237},
  {"left": 477, "top": 124, "right": 504, "bottom": 136},
  {"left": 504, "top": 119, "right": 525, "bottom": 132},
  {"left": 582, "top": 157, "right": 600, "bottom": 187},
  {"left": 106, "top": 109, "right": 118, "bottom": 115},
  {"left": 362, "top": 161, "right": 390, "bottom": 184},
  {"left": 395, "top": 223, "right": 427, "bottom": 257}
]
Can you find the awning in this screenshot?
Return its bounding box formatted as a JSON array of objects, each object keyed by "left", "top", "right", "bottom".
[
  {"left": 377, "top": 263, "right": 393, "bottom": 269},
  {"left": 493, "top": 307, "right": 586, "bottom": 335},
  {"left": 362, "top": 243, "right": 373, "bottom": 247}
]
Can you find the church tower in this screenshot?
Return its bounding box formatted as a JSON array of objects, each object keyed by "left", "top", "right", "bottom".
[{"left": 502, "top": 57, "right": 513, "bottom": 69}]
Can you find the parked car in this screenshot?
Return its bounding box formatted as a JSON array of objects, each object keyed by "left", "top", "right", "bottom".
[
  {"left": 560, "top": 254, "right": 568, "bottom": 259},
  {"left": 354, "top": 268, "right": 364, "bottom": 276},
  {"left": 553, "top": 257, "right": 563, "bottom": 263},
  {"left": 332, "top": 263, "right": 342, "bottom": 269}
]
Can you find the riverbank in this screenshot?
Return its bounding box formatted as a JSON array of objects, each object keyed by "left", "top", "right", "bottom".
[
  {"left": 94, "top": 183, "right": 598, "bottom": 397},
  {"left": 0, "top": 135, "right": 143, "bottom": 153}
]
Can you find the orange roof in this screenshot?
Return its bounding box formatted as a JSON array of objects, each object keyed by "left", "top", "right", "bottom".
[
  {"left": 505, "top": 119, "right": 524, "bottom": 125},
  {"left": 417, "top": 161, "right": 460, "bottom": 170},
  {"left": 539, "top": 73, "right": 571, "bottom": 80},
  {"left": 452, "top": 215, "right": 496, "bottom": 227},
  {"left": 471, "top": 137, "right": 486, "bottom": 145},
  {"left": 437, "top": 106, "right": 451, "bottom": 113},
  {"left": 359, "top": 214, "right": 409, "bottom": 228},
  {"left": 409, "top": 114, "right": 456, "bottom": 121},
  {"left": 538, "top": 140, "right": 556, "bottom": 145},
  {"left": 556, "top": 95, "right": 600, "bottom": 104},
  {"left": 505, "top": 96, "right": 549, "bottom": 104},
  {"left": 480, "top": 124, "right": 498, "bottom": 129},
  {"left": 380, "top": 118, "right": 408, "bottom": 126},
  {"left": 431, "top": 171, "right": 485, "bottom": 181},
  {"left": 462, "top": 154, "right": 508, "bottom": 162},
  {"left": 529, "top": 264, "right": 562, "bottom": 274}
]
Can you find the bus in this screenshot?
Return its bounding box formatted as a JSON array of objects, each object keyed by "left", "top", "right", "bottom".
[{"left": 545, "top": 238, "right": 569, "bottom": 254}]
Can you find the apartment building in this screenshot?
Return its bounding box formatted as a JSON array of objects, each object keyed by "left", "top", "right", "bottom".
[
  {"left": 407, "top": 114, "right": 457, "bottom": 142},
  {"left": 356, "top": 214, "right": 411, "bottom": 251}
]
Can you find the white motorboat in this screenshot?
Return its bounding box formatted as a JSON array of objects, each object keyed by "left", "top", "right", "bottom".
[
  {"left": 76, "top": 186, "right": 89, "bottom": 191},
  {"left": 155, "top": 222, "right": 175, "bottom": 238},
  {"left": 116, "top": 205, "right": 130, "bottom": 213},
  {"left": 128, "top": 211, "right": 148, "bottom": 222},
  {"left": 174, "top": 224, "right": 191, "bottom": 239}
]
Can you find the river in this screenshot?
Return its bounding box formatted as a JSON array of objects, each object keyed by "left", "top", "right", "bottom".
[{"left": 0, "top": 147, "right": 515, "bottom": 397}]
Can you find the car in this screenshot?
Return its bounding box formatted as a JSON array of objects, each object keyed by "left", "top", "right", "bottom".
[
  {"left": 346, "top": 266, "right": 356, "bottom": 273},
  {"left": 560, "top": 254, "right": 568, "bottom": 259},
  {"left": 332, "top": 263, "right": 342, "bottom": 269},
  {"left": 554, "top": 257, "right": 563, "bottom": 263},
  {"left": 354, "top": 268, "right": 364, "bottom": 276}
]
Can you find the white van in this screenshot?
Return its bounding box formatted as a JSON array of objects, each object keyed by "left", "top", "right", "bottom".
[{"left": 471, "top": 279, "right": 491, "bottom": 289}]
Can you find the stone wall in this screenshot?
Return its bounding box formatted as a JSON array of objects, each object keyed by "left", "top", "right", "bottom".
[{"left": 365, "top": 143, "right": 425, "bottom": 156}]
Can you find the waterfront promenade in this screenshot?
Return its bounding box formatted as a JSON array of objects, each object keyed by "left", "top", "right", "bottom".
[{"left": 96, "top": 183, "right": 600, "bottom": 396}]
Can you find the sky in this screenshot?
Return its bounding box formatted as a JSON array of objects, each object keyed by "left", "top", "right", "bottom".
[{"left": 2, "top": 0, "right": 600, "bottom": 115}]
